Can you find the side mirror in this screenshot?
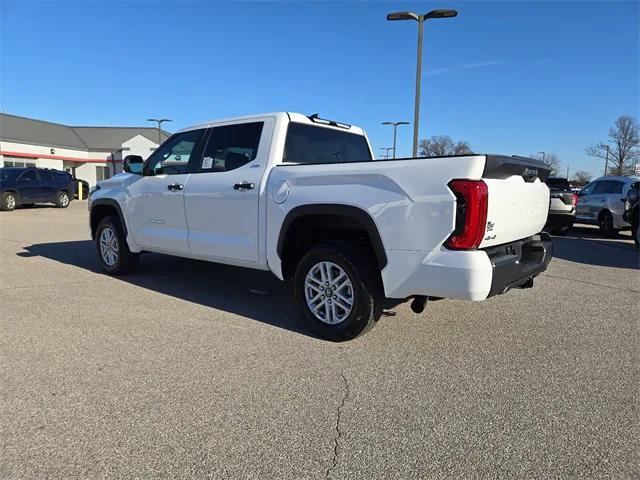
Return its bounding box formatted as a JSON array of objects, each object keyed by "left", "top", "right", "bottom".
[{"left": 123, "top": 155, "right": 144, "bottom": 174}]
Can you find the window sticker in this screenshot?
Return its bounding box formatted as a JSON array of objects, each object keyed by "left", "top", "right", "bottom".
[{"left": 202, "top": 156, "right": 214, "bottom": 169}]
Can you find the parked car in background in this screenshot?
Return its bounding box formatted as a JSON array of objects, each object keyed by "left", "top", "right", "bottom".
[
  {"left": 89, "top": 112, "right": 552, "bottom": 341},
  {"left": 544, "top": 177, "right": 576, "bottom": 235},
  {"left": 0, "top": 167, "right": 74, "bottom": 211},
  {"left": 575, "top": 176, "right": 640, "bottom": 237},
  {"left": 623, "top": 180, "right": 639, "bottom": 247}
]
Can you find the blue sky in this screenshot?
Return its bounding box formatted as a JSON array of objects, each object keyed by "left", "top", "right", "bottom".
[{"left": 1, "top": 1, "right": 638, "bottom": 176}]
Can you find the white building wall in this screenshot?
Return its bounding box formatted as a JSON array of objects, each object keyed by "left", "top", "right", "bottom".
[
  {"left": 36, "top": 158, "right": 64, "bottom": 170},
  {"left": 122, "top": 134, "right": 157, "bottom": 159}
]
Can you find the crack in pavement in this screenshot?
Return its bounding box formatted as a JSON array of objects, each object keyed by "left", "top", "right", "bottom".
[
  {"left": 543, "top": 273, "right": 640, "bottom": 294},
  {"left": 325, "top": 372, "right": 350, "bottom": 480}
]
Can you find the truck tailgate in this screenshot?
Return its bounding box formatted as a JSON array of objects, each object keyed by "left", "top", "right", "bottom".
[{"left": 480, "top": 156, "right": 551, "bottom": 248}]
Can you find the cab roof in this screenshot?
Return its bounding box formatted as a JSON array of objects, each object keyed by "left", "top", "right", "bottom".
[{"left": 179, "top": 112, "right": 366, "bottom": 136}]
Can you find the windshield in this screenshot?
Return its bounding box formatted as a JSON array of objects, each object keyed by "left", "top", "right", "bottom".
[{"left": 0, "top": 168, "right": 21, "bottom": 181}]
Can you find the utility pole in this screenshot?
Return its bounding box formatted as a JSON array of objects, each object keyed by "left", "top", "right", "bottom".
[
  {"left": 603, "top": 145, "right": 610, "bottom": 176},
  {"left": 147, "top": 118, "right": 172, "bottom": 146}
]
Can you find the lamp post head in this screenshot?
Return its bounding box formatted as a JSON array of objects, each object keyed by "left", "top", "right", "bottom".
[
  {"left": 424, "top": 9, "right": 458, "bottom": 19},
  {"left": 382, "top": 121, "right": 410, "bottom": 126},
  {"left": 387, "top": 11, "right": 420, "bottom": 21}
]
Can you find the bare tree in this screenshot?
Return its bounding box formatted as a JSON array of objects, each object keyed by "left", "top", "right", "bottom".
[
  {"left": 570, "top": 170, "right": 592, "bottom": 186},
  {"left": 418, "top": 135, "right": 473, "bottom": 157},
  {"left": 530, "top": 152, "right": 562, "bottom": 176},
  {"left": 586, "top": 115, "right": 640, "bottom": 176}
]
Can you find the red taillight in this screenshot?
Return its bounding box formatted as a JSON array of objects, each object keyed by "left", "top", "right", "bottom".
[
  {"left": 571, "top": 194, "right": 578, "bottom": 206},
  {"left": 445, "top": 180, "right": 489, "bottom": 250}
]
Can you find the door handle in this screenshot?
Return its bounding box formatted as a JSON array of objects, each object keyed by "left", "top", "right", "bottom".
[
  {"left": 167, "top": 183, "right": 184, "bottom": 191},
  {"left": 233, "top": 182, "right": 255, "bottom": 191}
]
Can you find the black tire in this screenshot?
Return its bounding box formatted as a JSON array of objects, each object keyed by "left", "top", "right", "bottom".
[
  {"left": 1, "top": 192, "right": 17, "bottom": 211},
  {"left": 293, "top": 243, "right": 382, "bottom": 341},
  {"left": 95, "top": 215, "right": 139, "bottom": 275},
  {"left": 597, "top": 210, "right": 617, "bottom": 238},
  {"left": 55, "top": 191, "right": 70, "bottom": 208},
  {"left": 632, "top": 215, "right": 639, "bottom": 249}
]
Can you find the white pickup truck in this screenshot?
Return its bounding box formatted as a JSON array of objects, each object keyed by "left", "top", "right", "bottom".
[{"left": 89, "top": 112, "right": 552, "bottom": 340}]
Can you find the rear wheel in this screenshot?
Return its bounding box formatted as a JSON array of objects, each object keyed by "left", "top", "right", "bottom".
[
  {"left": 597, "top": 210, "right": 617, "bottom": 238},
  {"left": 1, "top": 192, "right": 16, "bottom": 211},
  {"left": 293, "top": 243, "right": 382, "bottom": 341},
  {"left": 55, "top": 191, "right": 70, "bottom": 208},
  {"left": 95, "top": 215, "right": 139, "bottom": 275}
]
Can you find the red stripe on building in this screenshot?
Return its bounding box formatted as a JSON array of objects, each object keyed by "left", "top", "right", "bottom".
[{"left": 0, "top": 151, "right": 122, "bottom": 164}]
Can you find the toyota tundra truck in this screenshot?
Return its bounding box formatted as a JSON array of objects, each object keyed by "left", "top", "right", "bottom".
[{"left": 89, "top": 112, "right": 552, "bottom": 341}]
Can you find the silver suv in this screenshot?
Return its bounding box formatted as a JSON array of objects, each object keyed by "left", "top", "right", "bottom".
[{"left": 575, "top": 176, "right": 640, "bottom": 236}]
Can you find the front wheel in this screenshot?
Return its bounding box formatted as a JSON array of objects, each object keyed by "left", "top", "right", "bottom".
[
  {"left": 293, "top": 243, "right": 382, "bottom": 341},
  {"left": 95, "top": 215, "right": 139, "bottom": 275},
  {"left": 55, "top": 191, "right": 70, "bottom": 208}
]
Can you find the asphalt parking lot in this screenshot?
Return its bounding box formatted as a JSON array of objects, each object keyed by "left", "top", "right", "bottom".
[{"left": 1, "top": 201, "right": 639, "bottom": 479}]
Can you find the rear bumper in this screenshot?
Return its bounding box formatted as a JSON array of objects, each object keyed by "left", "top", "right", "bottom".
[
  {"left": 485, "top": 233, "right": 553, "bottom": 297},
  {"left": 381, "top": 233, "right": 553, "bottom": 301}
]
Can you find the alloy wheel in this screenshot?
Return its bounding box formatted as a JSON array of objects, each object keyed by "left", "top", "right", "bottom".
[
  {"left": 304, "top": 261, "right": 354, "bottom": 325},
  {"left": 99, "top": 227, "right": 119, "bottom": 266}
]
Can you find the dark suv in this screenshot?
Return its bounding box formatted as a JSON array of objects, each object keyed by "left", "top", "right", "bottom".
[
  {"left": 623, "top": 181, "right": 639, "bottom": 248},
  {"left": 0, "top": 167, "right": 75, "bottom": 211}
]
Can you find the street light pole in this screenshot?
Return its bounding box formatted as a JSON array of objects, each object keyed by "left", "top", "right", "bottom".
[
  {"left": 146, "top": 118, "right": 172, "bottom": 146},
  {"left": 413, "top": 18, "right": 424, "bottom": 157},
  {"left": 538, "top": 151, "right": 546, "bottom": 163},
  {"left": 379, "top": 147, "right": 394, "bottom": 159},
  {"left": 382, "top": 121, "right": 410, "bottom": 158},
  {"left": 387, "top": 9, "right": 458, "bottom": 157}
]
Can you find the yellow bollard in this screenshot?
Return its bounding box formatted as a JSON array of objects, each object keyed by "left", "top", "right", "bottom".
[{"left": 78, "top": 180, "right": 84, "bottom": 200}]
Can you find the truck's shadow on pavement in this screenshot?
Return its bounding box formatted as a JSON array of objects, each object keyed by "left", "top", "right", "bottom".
[
  {"left": 18, "top": 240, "right": 315, "bottom": 337},
  {"left": 550, "top": 227, "right": 639, "bottom": 269}
]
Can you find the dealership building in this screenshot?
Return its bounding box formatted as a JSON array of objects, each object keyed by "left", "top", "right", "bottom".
[{"left": 0, "top": 113, "right": 170, "bottom": 186}]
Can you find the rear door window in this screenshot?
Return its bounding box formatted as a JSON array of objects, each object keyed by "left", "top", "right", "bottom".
[
  {"left": 283, "top": 123, "right": 372, "bottom": 164},
  {"left": 198, "top": 122, "right": 264, "bottom": 173},
  {"left": 18, "top": 170, "right": 37, "bottom": 182},
  {"left": 594, "top": 180, "right": 624, "bottom": 194}
]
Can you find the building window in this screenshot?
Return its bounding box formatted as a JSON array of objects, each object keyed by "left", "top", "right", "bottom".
[
  {"left": 96, "top": 166, "right": 110, "bottom": 181},
  {"left": 2, "top": 157, "right": 37, "bottom": 168}
]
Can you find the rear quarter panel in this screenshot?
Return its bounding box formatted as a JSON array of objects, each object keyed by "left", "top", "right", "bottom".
[{"left": 266, "top": 156, "right": 486, "bottom": 279}]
